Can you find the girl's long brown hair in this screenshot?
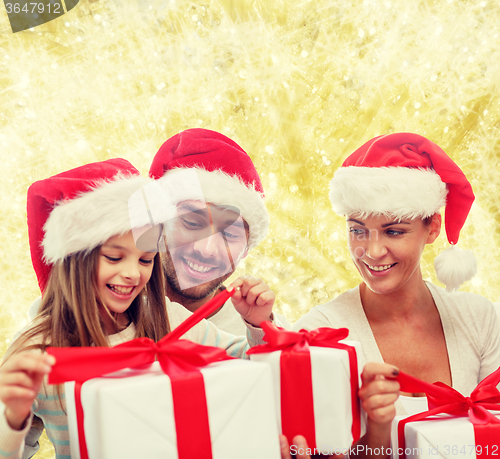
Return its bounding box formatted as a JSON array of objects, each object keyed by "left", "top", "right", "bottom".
[
  {"left": 10, "top": 246, "right": 171, "bottom": 356},
  {"left": 3, "top": 244, "right": 170, "bottom": 410}
]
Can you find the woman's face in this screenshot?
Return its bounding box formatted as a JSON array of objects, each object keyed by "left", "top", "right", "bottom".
[
  {"left": 97, "top": 230, "right": 156, "bottom": 321},
  {"left": 346, "top": 214, "right": 440, "bottom": 295}
]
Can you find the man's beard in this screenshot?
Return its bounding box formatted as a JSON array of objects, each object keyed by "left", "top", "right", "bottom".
[{"left": 162, "top": 250, "right": 232, "bottom": 302}]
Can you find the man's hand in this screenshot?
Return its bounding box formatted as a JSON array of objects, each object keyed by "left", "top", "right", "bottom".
[
  {"left": 229, "top": 275, "right": 275, "bottom": 327},
  {"left": 280, "top": 435, "right": 311, "bottom": 459},
  {"left": 280, "top": 435, "right": 342, "bottom": 458}
]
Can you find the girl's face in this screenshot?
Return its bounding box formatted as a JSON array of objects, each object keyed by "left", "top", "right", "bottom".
[
  {"left": 97, "top": 231, "right": 156, "bottom": 320},
  {"left": 346, "top": 214, "right": 440, "bottom": 295}
]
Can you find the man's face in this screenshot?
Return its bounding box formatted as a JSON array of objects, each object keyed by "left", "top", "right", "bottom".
[{"left": 162, "top": 200, "right": 249, "bottom": 300}]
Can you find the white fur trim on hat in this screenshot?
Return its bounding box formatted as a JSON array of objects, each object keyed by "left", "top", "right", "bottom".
[
  {"left": 43, "top": 176, "right": 174, "bottom": 263},
  {"left": 329, "top": 166, "right": 447, "bottom": 218},
  {"left": 157, "top": 168, "right": 269, "bottom": 249}
]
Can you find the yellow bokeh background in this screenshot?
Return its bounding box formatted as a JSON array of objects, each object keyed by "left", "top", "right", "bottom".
[{"left": 1, "top": 0, "right": 500, "bottom": 457}]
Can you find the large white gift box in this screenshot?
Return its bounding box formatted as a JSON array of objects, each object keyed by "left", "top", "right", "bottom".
[
  {"left": 249, "top": 332, "right": 364, "bottom": 453},
  {"left": 65, "top": 359, "right": 281, "bottom": 459},
  {"left": 391, "top": 412, "right": 500, "bottom": 459}
]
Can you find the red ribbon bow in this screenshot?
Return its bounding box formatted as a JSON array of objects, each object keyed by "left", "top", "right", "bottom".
[
  {"left": 397, "top": 368, "right": 500, "bottom": 459},
  {"left": 248, "top": 322, "right": 351, "bottom": 352},
  {"left": 48, "top": 337, "right": 233, "bottom": 459},
  {"left": 247, "top": 322, "right": 361, "bottom": 449},
  {"left": 48, "top": 336, "right": 232, "bottom": 384},
  {"left": 46, "top": 288, "right": 235, "bottom": 459}
]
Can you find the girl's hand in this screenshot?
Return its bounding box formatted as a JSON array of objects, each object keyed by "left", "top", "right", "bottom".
[
  {"left": 0, "top": 352, "right": 55, "bottom": 430},
  {"left": 229, "top": 276, "right": 275, "bottom": 327}
]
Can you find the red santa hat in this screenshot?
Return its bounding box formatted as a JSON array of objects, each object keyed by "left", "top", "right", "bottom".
[
  {"left": 149, "top": 128, "right": 269, "bottom": 249},
  {"left": 28, "top": 159, "right": 171, "bottom": 293},
  {"left": 329, "top": 132, "right": 477, "bottom": 291}
]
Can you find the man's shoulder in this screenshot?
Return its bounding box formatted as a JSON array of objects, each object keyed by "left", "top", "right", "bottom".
[
  {"left": 293, "top": 286, "right": 360, "bottom": 331},
  {"left": 166, "top": 299, "right": 195, "bottom": 328},
  {"left": 209, "top": 299, "right": 248, "bottom": 336}
]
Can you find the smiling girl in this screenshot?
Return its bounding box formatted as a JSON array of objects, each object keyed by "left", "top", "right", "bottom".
[
  {"left": 291, "top": 133, "right": 500, "bottom": 458},
  {"left": 0, "top": 159, "right": 272, "bottom": 459}
]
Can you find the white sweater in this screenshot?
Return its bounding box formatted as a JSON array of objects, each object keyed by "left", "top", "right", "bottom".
[{"left": 294, "top": 283, "right": 500, "bottom": 415}]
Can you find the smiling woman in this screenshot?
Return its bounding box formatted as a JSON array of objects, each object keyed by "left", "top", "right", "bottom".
[
  {"left": 346, "top": 214, "right": 440, "bottom": 297},
  {"left": 293, "top": 133, "right": 500, "bottom": 459}
]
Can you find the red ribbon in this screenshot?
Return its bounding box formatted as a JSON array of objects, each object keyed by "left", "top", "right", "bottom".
[
  {"left": 396, "top": 368, "right": 500, "bottom": 459},
  {"left": 247, "top": 322, "right": 361, "bottom": 449},
  {"left": 46, "top": 288, "right": 235, "bottom": 459},
  {"left": 48, "top": 337, "right": 232, "bottom": 384}
]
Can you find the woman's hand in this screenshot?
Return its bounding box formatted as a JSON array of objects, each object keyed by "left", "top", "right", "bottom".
[
  {"left": 353, "top": 362, "right": 400, "bottom": 457},
  {"left": 0, "top": 352, "right": 55, "bottom": 430},
  {"left": 229, "top": 275, "right": 275, "bottom": 327},
  {"left": 359, "top": 362, "right": 400, "bottom": 426}
]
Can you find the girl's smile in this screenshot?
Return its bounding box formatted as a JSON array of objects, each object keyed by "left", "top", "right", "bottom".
[
  {"left": 106, "top": 283, "right": 137, "bottom": 298},
  {"left": 98, "top": 231, "right": 156, "bottom": 319}
]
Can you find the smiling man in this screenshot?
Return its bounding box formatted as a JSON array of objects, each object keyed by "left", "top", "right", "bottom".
[
  {"left": 163, "top": 200, "right": 249, "bottom": 292},
  {"left": 149, "top": 128, "right": 289, "bottom": 334}
]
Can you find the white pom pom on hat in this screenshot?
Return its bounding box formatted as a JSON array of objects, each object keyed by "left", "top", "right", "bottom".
[
  {"left": 434, "top": 246, "right": 477, "bottom": 292},
  {"left": 329, "top": 133, "right": 476, "bottom": 291}
]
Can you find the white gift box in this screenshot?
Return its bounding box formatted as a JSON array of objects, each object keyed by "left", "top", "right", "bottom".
[
  {"left": 65, "top": 359, "right": 281, "bottom": 459},
  {"left": 391, "top": 412, "right": 500, "bottom": 459},
  {"left": 250, "top": 340, "right": 364, "bottom": 452}
]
